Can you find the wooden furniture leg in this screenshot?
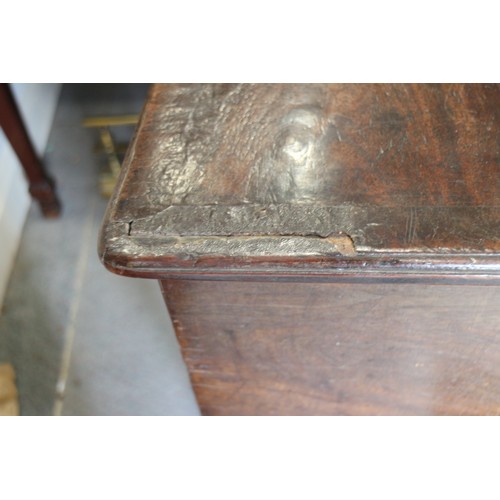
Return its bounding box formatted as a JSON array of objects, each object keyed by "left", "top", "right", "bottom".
[{"left": 0, "top": 83, "right": 61, "bottom": 218}]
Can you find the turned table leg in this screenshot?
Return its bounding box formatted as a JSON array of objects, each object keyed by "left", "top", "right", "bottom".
[{"left": 0, "top": 83, "right": 61, "bottom": 218}]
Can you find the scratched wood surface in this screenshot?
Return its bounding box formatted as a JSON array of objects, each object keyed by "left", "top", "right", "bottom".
[
  {"left": 99, "top": 84, "right": 500, "bottom": 415},
  {"left": 162, "top": 279, "right": 500, "bottom": 415},
  {"left": 100, "top": 84, "right": 500, "bottom": 281}
]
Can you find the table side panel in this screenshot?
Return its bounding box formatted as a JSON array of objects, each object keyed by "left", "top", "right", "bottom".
[{"left": 162, "top": 279, "right": 500, "bottom": 415}]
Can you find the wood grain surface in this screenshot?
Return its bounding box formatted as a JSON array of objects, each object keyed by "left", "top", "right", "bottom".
[
  {"left": 99, "top": 84, "right": 500, "bottom": 415},
  {"left": 162, "top": 279, "right": 500, "bottom": 416},
  {"left": 100, "top": 84, "right": 499, "bottom": 280}
]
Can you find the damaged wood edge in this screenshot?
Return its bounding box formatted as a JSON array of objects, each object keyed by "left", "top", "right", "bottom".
[
  {"left": 99, "top": 228, "right": 500, "bottom": 283},
  {"left": 142, "top": 232, "right": 358, "bottom": 256},
  {"left": 325, "top": 233, "right": 356, "bottom": 256},
  {"left": 98, "top": 227, "right": 357, "bottom": 274},
  {"left": 117, "top": 205, "right": 500, "bottom": 255},
  {"left": 99, "top": 218, "right": 500, "bottom": 260},
  {"left": 122, "top": 215, "right": 357, "bottom": 256},
  {"left": 98, "top": 220, "right": 500, "bottom": 281}
]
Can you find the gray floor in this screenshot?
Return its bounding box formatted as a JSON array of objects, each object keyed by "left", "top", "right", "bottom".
[{"left": 0, "top": 84, "right": 200, "bottom": 415}]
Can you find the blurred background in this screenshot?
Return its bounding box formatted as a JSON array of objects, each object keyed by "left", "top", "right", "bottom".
[{"left": 0, "top": 83, "right": 199, "bottom": 415}]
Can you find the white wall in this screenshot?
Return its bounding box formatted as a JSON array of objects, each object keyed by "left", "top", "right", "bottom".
[{"left": 0, "top": 83, "right": 62, "bottom": 310}]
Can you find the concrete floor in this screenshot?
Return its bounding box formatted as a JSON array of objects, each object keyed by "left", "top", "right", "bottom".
[{"left": 0, "top": 84, "right": 200, "bottom": 415}]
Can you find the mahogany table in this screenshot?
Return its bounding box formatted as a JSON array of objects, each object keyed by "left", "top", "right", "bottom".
[{"left": 99, "top": 84, "right": 500, "bottom": 415}]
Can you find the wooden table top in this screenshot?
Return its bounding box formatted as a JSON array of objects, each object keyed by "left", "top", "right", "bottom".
[{"left": 99, "top": 84, "right": 500, "bottom": 282}]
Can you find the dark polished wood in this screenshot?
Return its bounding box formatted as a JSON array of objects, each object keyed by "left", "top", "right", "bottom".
[
  {"left": 0, "top": 83, "right": 61, "bottom": 217},
  {"left": 100, "top": 84, "right": 499, "bottom": 281},
  {"left": 162, "top": 279, "right": 500, "bottom": 416},
  {"left": 100, "top": 84, "right": 500, "bottom": 415}
]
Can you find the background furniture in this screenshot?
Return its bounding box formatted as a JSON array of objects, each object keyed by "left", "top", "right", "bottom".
[
  {"left": 0, "top": 83, "right": 60, "bottom": 218},
  {"left": 82, "top": 114, "right": 139, "bottom": 198}
]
